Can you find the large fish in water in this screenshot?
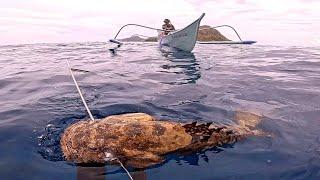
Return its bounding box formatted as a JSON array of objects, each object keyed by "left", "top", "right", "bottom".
[{"left": 60, "top": 111, "right": 268, "bottom": 168}]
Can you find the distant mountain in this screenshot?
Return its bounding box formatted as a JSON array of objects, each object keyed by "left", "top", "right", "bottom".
[
  {"left": 145, "top": 37, "right": 158, "bottom": 42},
  {"left": 118, "top": 25, "right": 229, "bottom": 42},
  {"left": 118, "top": 35, "right": 146, "bottom": 42},
  {"left": 198, "top": 25, "right": 230, "bottom": 41}
]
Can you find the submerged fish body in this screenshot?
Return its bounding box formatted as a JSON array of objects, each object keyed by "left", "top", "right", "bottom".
[{"left": 60, "top": 112, "right": 265, "bottom": 168}]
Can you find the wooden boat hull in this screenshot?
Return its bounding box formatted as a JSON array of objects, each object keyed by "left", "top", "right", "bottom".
[{"left": 159, "top": 13, "right": 205, "bottom": 52}]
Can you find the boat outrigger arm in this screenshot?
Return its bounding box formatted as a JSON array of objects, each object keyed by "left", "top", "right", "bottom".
[
  {"left": 108, "top": 24, "right": 172, "bottom": 51},
  {"left": 197, "top": 25, "right": 257, "bottom": 44}
]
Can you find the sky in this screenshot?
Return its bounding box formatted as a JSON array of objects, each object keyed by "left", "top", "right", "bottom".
[{"left": 1, "top": 0, "right": 319, "bottom": 46}]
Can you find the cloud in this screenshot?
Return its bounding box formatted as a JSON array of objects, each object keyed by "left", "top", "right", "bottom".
[{"left": 0, "top": 0, "right": 319, "bottom": 45}]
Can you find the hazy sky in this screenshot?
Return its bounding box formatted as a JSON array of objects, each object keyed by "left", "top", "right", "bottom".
[{"left": 1, "top": 0, "right": 319, "bottom": 45}]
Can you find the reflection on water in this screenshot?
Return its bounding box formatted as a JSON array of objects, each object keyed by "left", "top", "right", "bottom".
[
  {"left": 159, "top": 49, "right": 201, "bottom": 84},
  {"left": 77, "top": 165, "right": 148, "bottom": 180},
  {"left": 77, "top": 166, "right": 148, "bottom": 180},
  {"left": 77, "top": 166, "right": 105, "bottom": 180}
]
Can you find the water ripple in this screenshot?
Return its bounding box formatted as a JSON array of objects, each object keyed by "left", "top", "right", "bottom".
[{"left": 0, "top": 42, "right": 319, "bottom": 179}]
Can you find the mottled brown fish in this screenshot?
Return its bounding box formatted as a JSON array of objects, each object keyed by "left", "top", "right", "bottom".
[{"left": 60, "top": 111, "right": 267, "bottom": 168}]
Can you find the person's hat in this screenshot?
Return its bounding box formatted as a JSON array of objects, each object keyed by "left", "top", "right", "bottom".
[{"left": 164, "top": 19, "right": 170, "bottom": 23}]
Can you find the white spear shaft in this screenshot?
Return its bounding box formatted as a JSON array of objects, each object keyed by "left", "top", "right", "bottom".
[{"left": 66, "top": 60, "right": 95, "bottom": 121}]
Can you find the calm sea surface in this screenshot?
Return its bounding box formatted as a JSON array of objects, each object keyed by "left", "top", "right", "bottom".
[{"left": 0, "top": 42, "right": 319, "bottom": 179}]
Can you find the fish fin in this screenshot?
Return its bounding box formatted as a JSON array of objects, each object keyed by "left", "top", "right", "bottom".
[
  {"left": 183, "top": 122, "right": 218, "bottom": 141},
  {"left": 233, "top": 110, "right": 272, "bottom": 137},
  {"left": 234, "top": 110, "right": 262, "bottom": 128},
  {"left": 124, "top": 153, "right": 164, "bottom": 169}
]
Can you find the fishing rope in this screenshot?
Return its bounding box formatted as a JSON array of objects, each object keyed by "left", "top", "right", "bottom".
[
  {"left": 117, "top": 159, "right": 134, "bottom": 180},
  {"left": 66, "top": 60, "right": 134, "bottom": 180}
]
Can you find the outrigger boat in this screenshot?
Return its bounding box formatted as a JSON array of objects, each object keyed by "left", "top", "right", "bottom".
[
  {"left": 109, "top": 13, "right": 256, "bottom": 53},
  {"left": 158, "top": 13, "right": 205, "bottom": 52},
  {"left": 109, "top": 13, "right": 205, "bottom": 52}
]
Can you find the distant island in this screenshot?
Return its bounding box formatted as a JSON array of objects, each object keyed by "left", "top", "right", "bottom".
[{"left": 119, "top": 25, "right": 230, "bottom": 42}]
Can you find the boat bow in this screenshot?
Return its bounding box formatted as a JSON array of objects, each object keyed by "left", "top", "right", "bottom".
[{"left": 159, "top": 13, "right": 205, "bottom": 52}]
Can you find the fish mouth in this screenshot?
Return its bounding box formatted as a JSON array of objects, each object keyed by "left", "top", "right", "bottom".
[
  {"left": 104, "top": 152, "right": 117, "bottom": 162},
  {"left": 73, "top": 152, "right": 119, "bottom": 167}
]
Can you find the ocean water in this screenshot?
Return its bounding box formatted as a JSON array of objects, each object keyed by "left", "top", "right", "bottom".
[{"left": 0, "top": 42, "right": 319, "bottom": 180}]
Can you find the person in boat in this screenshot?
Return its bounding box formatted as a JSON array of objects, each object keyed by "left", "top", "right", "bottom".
[{"left": 162, "top": 19, "right": 175, "bottom": 35}]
